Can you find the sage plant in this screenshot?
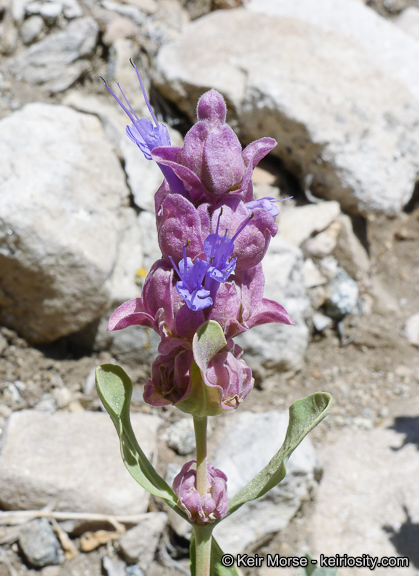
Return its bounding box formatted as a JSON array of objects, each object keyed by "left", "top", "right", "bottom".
[{"left": 96, "top": 62, "right": 332, "bottom": 576}]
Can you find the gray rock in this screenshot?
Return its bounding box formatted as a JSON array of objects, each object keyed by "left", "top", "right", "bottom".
[
  {"left": 21, "top": 15, "right": 44, "bottom": 44},
  {"left": 122, "top": 125, "right": 182, "bottom": 213},
  {"left": 105, "top": 207, "right": 143, "bottom": 307},
  {"left": 19, "top": 518, "right": 64, "bottom": 567},
  {"left": 309, "top": 402, "right": 419, "bottom": 572},
  {"left": 213, "top": 410, "right": 320, "bottom": 554},
  {"left": 138, "top": 211, "right": 161, "bottom": 272},
  {"left": 13, "top": 17, "right": 99, "bottom": 92},
  {"left": 25, "top": 1, "right": 63, "bottom": 23},
  {"left": 167, "top": 418, "right": 195, "bottom": 455},
  {"left": 312, "top": 312, "right": 333, "bottom": 332},
  {"left": 94, "top": 316, "right": 160, "bottom": 367},
  {"left": 332, "top": 214, "right": 370, "bottom": 279},
  {"left": 0, "top": 103, "right": 128, "bottom": 343},
  {"left": 235, "top": 237, "right": 310, "bottom": 378},
  {"left": 247, "top": 0, "right": 419, "bottom": 103},
  {"left": 101, "top": 0, "right": 146, "bottom": 25},
  {"left": 125, "top": 566, "right": 145, "bottom": 576},
  {"left": 303, "top": 258, "right": 327, "bottom": 289},
  {"left": 119, "top": 512, "right": 168, "bottom": 568},
  {"left": 279, "top": 202, "right": 341, "bottom": 247},
  {"left": 324, "top": 268, "right": 359, "bottom": 319},
  {"left": 103, "top": 556, "right": 126, "bottom": 576},
  {"left": 303, "top": 221, "right": 341, "bottom": 258},
  {"left": 0, "top": 410, "right": 161, "bottom": 514},
  {"left": 404, "top": 313, "right": 419, "bottom": 346},
  {"left": 155, "top": 9, "right": 419, "bottom": 215},
  {"left": 0, "top": 12, "right": 18, "bottom": 54},
  {"left": 395, "top": 6, "right": 419, "bottom": 42}
]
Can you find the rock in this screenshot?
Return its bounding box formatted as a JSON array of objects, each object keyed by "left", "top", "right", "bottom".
[
  {"left": 0, "top": 103, "right": 128, "bottom": 343},
  {"left": 324, "top": 268, "right": 359, "bottom": 320},
  {"left": 19, "top": 518, "right": 64, "bottom": 568},
  {"left": 121, "top": 0, "right": 158, "bottom": 14},
  {"left": 102, "top": 1, "right": 146, "bottom": 25},
  {"left": 404, "top": 313, "right": 419, "bottom": 346},
  {"left": 213, "top": 410, "right": 320, "bottom": 555},
  {"left": 60, "top": 0, "right": 82, "bottom": 19},
  {"left": 25, "top": 1, "right": 63, "bottom": 24},
  {"left": 13, "top": 17, "right": 99, "bottom": 92},
  {"left": 105, "top": 207, "right": 143, "bottom": 307},
  {"left": 94, "top": 316, "right": 160, "bottom": 368},
  {"left": 154, "top": 9, "right": 419, "bottom": 215},
  {"left": 166, "top": 418, "right": 195, "bottom": 455},
  {"left": 102, "top": 556, "right": 126, "bottom": 576},
  {"left": 309, "top": 408, "right": 419, "bottom": 574},
  {"left": 125, "top": 566, "right": 145, "bottom": 576},
  {"left": 303, "top": 221, "right": 341, "bottom": 258},
  {"left": 0, "top": 12, "right": 18, "bottom": 54},
  {"left": 303, "top": 258, "right": 327, "bottom": 289},
  {"left": 123, "top": 126, "right": 182, "bottom": 213},
  {"left": 333, "top": 214, "right": 370, "bottom": 279},
  {"left": 62, "top": 91, "right": 129, "bottom": 152},
  {"left": 247, "top": 0, "right": 419, "bottom": 103},
  {"left": 279, "top": 202, "right": 341, "bottom": 247},
  {"left": 0, "top": 410, "right": 161, "bottom": 514},
  {"left": 394, "top": 6, "right": 419, "bottom": 41},
  {"left": 102, "top": 15, "right": 137, "bottom": 45},
  {"left": 312, "top": 312, "right": 333, "bottom": 332},
  {"left": 21, "top": 14, "right": 44, "bottom": 44},
  {"left": 138, "top": 211, "right": 161, "bottom": 272},
  {"left": 119, "top": 512, "right": 167, "bottom": 568},
  {"left": 235, "top": 237, "right": 310, "bottom": 379}
]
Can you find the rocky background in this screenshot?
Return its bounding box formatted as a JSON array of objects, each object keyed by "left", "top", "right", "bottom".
[{"left": 1, "top": 0, "right": 419, "bottom": 574}]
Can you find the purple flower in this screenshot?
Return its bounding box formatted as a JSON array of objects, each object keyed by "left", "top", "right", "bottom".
[
  {"left": 201, "top": 342, "right": 254, "bottom": 410},
  {"left": 143, "top": 345, "right": 194, "bottom": 407},
  {"left": 101, "top": 61, "right": 185, "bottom": 195},
  {"left": 246, "top": 196, "right": 280, "bottom": 218},
  {"left": 169, "top": 246, "right": 212, "bottom": 311},
  {"left": 173, "top": 461, "right": 228, "bottom": 523}
]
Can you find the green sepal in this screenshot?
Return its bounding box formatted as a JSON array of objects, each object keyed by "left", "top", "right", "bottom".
[
  {"left": 177, "top": 320, "right": 227, "bottom": 417},
  {"left": 95, "top": 364, "right": 189, "bottom": 520},
  {"left": 190, "top": 531, "right": 240, "bottom": 576},
  {"left": 224, "top": 392, "right": 332, "bottom": 518}
]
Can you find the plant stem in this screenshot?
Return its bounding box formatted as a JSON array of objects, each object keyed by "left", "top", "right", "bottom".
[
  {"left": 193, "top": 416, "right": 211, "bottom": 576},
  {"left": 193, "top": 416, "right": 208, "bottom": 495},
  {"left": 193, "top": 523, "right": 213, "bottom": 576}
]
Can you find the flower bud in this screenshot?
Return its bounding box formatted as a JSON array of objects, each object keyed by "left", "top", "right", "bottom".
[{"left": 173, "top": 461, "right": 228, "bottom": 523}]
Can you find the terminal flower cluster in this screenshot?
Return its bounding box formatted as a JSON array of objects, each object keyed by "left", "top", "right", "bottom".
[{"left": 104, "top": 63, "right": 293, "bottom": 416}]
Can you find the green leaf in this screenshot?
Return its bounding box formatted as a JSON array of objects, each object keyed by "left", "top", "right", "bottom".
[
  {"left": 225, "top": 392, "right": 332, "bottom": 517},
  {"left": 95, "top": 364, "right": 189, "bottom": 520},
  {"left": 177, "top": 320, "right": 228, "bottom": 417},
  {"left": 190, "top": 532, "right": 240, "bottom": 576}
]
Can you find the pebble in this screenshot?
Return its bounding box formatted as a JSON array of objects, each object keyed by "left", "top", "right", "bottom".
[
  {"left": 166, "top": 418, "right": 196, "bottom": 455},
  {"left": 18, "top": 518, "right": 64, "bottom": 568},
  {"left": 324, "top": 268, "right": 359, "bottom": 319},
  {"left": 403, "top": 312, "right": 419, "bottom": 346},
  {"left": 119, "top": 512, "right": 168, "bottom": 569}
]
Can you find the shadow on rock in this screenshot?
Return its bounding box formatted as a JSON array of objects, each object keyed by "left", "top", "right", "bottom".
[
  {"left": 388, "top": 416, "right": 419, "bottom": 451},
  {"left": 383, "top": 505, "right": 419, "bottom": 568}
]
